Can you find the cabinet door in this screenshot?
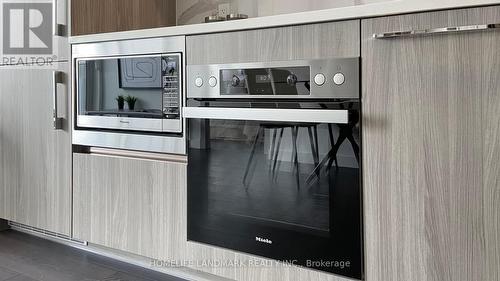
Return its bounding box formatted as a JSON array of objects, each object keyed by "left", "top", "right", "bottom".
[
  {"left": 362, "top": 6, "right": 500, "bottom": 281},
  {"left": 73, "top": 152, "right": 187, "bottom": 261},
  {"left": 0, "top": 62, "right": 71, "bottom": 235}
]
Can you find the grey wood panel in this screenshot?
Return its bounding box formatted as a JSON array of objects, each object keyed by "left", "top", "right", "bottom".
[
  {"left": 186, "top": 20, "right": 360, "bottom": 65},
  {"left": 361, "top": 6, "right": 500, "bottom": 281},
  {"left": 72, "top": 153, "right": 187, "bottom": 261},
  {"left": 182, "top": 241, "right": 354, "bottom": 281},
  {"left": 0, "top": 62, "right": 71, "bottom": 236}
]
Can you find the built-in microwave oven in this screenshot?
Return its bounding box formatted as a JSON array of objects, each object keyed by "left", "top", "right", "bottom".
[
  {"left": 72, "top": 36, "right": 186, "bottom": 154},
  {"left": 75, "top": 53, "right": 181, "bottom": 133}
]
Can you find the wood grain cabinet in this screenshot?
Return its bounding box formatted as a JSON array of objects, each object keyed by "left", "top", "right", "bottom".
[
  {"left": 186, "top": 20, "right": 360, "bottom": 65},
  {"left": 72, "top": 152, "right": 187, "bottom": 261},
  {"left": 0, "top": 62, "right": 72, "bottom": 235},
  {"left": 362, "top": 6, "right": 500, "bottom": 281},
  {"left": 71, "top": 0, "right": 176, "bottom": 36}
]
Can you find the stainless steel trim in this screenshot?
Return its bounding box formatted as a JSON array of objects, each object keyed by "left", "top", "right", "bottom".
[
  {"left": 187, "top": 57, "right": 359, "bottom": 99},
  {"left": 52, "top": 71, "right": 64, "bottom": 130},
  {"left": 75, "top": 53, "right": 171, "bottom": 63},
  {"left": 73, "top": 130, "right": 186, "bottom": 155},
  {"left": 77, "top": 115, "right": 164, "bottom": 132},
  {"left": 8, "top": 221, "right": 87, "bottom": 246},
  {"left": 373, "top": 23, "right": 500, "bottom": 39},
  {"left": 52, "top": 0, "right": 65, "bottom": 36},
  {"left": 89, "top": 147, "right": 188, "bottom": 163},
  {"left": 183, "top": 107, "right": 349, "bottom": 124},
  {"left": 162, "top": 119, "right": 182, "bottom": 132},
  {"left": 72, "top": 36, "right": 186, "bottom": 58}
]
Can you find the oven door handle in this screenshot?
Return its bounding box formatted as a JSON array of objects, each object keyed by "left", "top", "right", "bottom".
[{"left": 182, "top": 107, "right": 349, "bottom": 124}]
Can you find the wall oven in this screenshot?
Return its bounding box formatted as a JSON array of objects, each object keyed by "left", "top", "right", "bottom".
[
  {"left": 72, "top": 36, "right": 186, "bottom": 154},
  {"left": 185, "top": 58, "right": 363, "bottom": 279}
]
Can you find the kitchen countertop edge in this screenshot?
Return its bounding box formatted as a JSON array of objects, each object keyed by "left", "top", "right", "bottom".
[{"left": 69, "top": 0, "right": 500, "bottom": 44}]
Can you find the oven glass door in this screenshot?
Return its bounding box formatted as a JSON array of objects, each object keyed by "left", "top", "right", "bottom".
[
  {"left": 76, "top": 54, "right": 181, "bottom": 132},
  {"left": 187, "top": 102, "right": 362, "bottom": 279}
]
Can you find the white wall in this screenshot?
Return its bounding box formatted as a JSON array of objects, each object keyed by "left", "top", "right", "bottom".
[{"left": 177, "top": 0, "right": 390, "bottom": 25}]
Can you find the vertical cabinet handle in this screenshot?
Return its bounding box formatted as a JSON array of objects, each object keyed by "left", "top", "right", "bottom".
[
  {"left": 53, "top": 71, "right": 64, "bottom": 130},
  {"left": 52, "top": 0, "right": 65, "bottom": 36}
]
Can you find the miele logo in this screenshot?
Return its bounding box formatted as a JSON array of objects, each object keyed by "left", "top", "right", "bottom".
[{"left": 255, "top": 236, "right": 272, "bottom": 244}]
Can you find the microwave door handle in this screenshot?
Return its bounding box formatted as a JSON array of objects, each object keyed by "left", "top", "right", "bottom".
[
  {"left": 182, "top": 107, "right": 349, "bottom": 124},
  {"left": 52, "top": 71, "right": 64, "bottom": 130}
]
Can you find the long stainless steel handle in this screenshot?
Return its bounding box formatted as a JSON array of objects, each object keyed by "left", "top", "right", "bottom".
[
  {"left": 89, "top": 147, "right": 188, "bottom": 163},
  {"left": 52, "top": 71, "right": 64, "bottom": 130},
  {"left": 183, "top": 107, "right": 349, "bottom": 124},
  {"left": 53, "top": 0, "right": 65, "bottom": 36},
  {"left": 373, "top": 23, "right": 500, "bottom": 39}
]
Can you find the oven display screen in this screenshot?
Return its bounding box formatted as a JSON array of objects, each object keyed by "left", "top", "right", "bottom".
[
  {"left": 256, "top": 74, "right": 271, "bottom": 83},
  {"left": 220, "top": 66, "right": 310, "bottom": 96}
]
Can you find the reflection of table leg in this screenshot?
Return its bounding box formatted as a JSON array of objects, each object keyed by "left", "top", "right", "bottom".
[
  {"left": 347, "top": 133, "right": 360, "bottom": 163},
  {"left": 306, "top": 146, "right": 337, "bottom": 185},
  {"left": 291, "top": 126, "right": 300, "bottom": 189},
  {"left": 314, "top": 125, "right": 319, "bottom": 163},
  {"left": 269, "top": 129, "right": 278, "bottom": 169},
  {"left": 272, "top": 128, "right": 284, "bottom": 176},
  {"left": 327, "top": 124, "right": 339, "bottom": 169},
  {"left": 307, "top": 126, "right": 319, "bottom": 167},
  {"left": 306, "top": 123, "right": 359, "bottom": 185},
  {"left": 243, "top": 126, "right": 264, "bottom": 187}
]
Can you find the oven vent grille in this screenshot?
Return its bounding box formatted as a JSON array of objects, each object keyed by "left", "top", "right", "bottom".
[{"left": 8, "top": 221, "right": 88, "bottom": 246}]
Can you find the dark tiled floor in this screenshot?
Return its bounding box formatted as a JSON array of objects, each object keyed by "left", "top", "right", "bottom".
[{"left": 0, "top": 230, "right": 185, "bottom": 281}]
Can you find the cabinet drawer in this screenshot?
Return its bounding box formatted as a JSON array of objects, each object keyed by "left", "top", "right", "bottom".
[{"left": 72, "top": 151, "right": 187, "bottom": 260}]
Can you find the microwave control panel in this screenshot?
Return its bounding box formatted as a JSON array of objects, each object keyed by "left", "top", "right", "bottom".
[{"left": 162, "top": 54, "right": 181, "bottom": 119}]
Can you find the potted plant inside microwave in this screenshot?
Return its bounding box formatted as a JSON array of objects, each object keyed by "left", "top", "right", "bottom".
[
  {"left": 116, "top": 95, "right": 125, "bottom": 110},
  {"left": 125, "top": 95, "right": 138, "bottom": 111}
]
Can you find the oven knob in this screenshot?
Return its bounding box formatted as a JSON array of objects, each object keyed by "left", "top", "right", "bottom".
[
  {"left": 314, "top": 73, "right": 326, "bottom": 86},
  {"left": 286, "top": 74, "right": 298, "bottom": 86},
  {"left": 231, "top": 75, "right": 240, "bottom": 87},
  {"left": 208, "top": 76, "right": 217, "bottom": 87},
  {"left": 333, "top": 72, "right": 345, "bottom": 85},
  {"left": 194, "top": 77, "right": 203, "bottom": 87}
]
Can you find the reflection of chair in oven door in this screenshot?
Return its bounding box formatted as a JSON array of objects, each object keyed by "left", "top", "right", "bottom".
[
  {"left": 306, "top": 109, "right": 360, "bottom": 185},
  {"left": 242, "top": 122, "right": 321, "bottom": 189}
]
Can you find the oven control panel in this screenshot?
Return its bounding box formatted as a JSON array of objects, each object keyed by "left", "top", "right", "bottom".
[{"left": 187, "top": 57, "right": 359, "bottom": 99}]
